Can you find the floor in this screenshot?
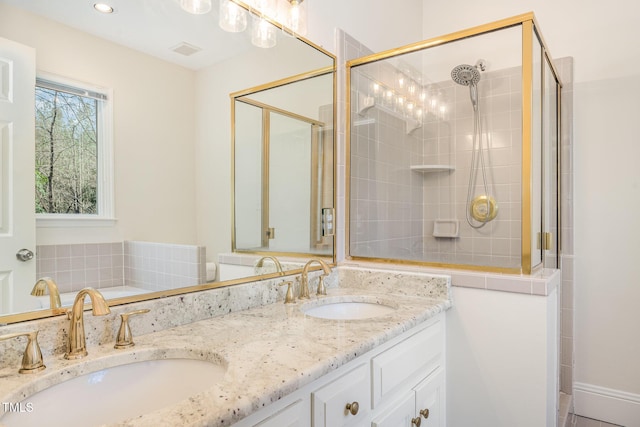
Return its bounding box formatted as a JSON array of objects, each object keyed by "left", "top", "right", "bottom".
[
  {"left": 559, "top": 393, "right": 624, "bottom": 427},
  {"left": 569, "top": 415, "right": 624, "bottom": 427}
]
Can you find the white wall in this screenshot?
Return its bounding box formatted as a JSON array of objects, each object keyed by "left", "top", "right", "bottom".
[
  {"left": 447, "top": 286, "right": 558, "bottom": 427},
  {"left": 306, "top": 0, "right": 424, "bottom": 55}
]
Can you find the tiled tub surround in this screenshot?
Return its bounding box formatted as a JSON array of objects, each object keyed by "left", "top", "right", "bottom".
[
  {"left": 0, "top": 266, "right": 451, "bottom": 426},
  {"left": 35, "top": 241, "right": 207, "bottom": 295}
]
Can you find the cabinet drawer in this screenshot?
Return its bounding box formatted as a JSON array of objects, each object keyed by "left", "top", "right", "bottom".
[
  {"left": 312, "top": 363, "right": 370, "bottom": 427},
  {"left": 255, "top": 399, "right": 307, "bottom": 427},
  {"left": 371, "top": 317, "right": 443, "bottom": 408}
]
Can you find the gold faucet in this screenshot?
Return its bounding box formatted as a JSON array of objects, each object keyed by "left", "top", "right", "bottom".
[
  {"left": 65, "top": 288, "right": 111, "bottom": 360},
  {"left": 255, "top": 256, "right": 284, "bottom": 275},
  {"left": 0, "top": 330, "right": 46, "bottom": 374},
  {"left": 300, "top": 258, "right": 332, "bottom": 298},
  {"left": 30, "top": 277, "right": 62, "bottom": 310}
]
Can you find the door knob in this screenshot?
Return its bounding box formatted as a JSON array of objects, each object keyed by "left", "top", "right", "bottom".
[
  {"left": 16, "top": 249, "right": 34, "bottom": 262},
  {"left": 411, "top": 416, "right": 421, "bottom": 426}
]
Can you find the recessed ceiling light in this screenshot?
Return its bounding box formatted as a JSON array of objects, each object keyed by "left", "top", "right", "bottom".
[{"left": 93, "top": 3, "right": 114, "bottom": 14}]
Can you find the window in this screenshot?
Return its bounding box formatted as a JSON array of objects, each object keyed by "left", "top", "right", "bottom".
[{"left": 34, "top": 74, "right": 113, "bottom": 224}]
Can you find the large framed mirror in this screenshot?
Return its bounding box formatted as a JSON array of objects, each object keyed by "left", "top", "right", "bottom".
[{"left": 0, "top": 0, "right": 335, "bottom": 323}]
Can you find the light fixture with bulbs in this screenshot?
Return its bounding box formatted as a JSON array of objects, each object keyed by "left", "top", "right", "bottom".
[{"left": 215, "top": 0, "right": 309, "bottom": 48}]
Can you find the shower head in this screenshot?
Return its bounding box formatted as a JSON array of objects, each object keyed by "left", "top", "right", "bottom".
[{"left": 451, "top": 64, "right": 481, "bottom": 86}]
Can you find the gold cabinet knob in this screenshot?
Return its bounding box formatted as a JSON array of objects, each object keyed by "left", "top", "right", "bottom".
[
  {"left": 411, "top": 416, "right": 422, "bottom": 427},
  {"left": 420, "top": 408, "right": 430, "bottom": 419},
  {"left": 345, "top": 401, "right": 359, "bottom": 415}
]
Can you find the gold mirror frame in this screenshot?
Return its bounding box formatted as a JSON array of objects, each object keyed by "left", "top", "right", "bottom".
[{"left": 0, "top": 1, "right": 337, "bottom": 325}]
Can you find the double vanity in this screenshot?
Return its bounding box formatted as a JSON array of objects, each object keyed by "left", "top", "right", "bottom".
[{"left": 0, "top": 266, "right": 451, "bottom": 426}]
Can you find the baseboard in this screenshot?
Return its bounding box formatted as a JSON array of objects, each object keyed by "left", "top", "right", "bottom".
[{"left": 574, "top": 382, "right": 640, "bottom": 427}]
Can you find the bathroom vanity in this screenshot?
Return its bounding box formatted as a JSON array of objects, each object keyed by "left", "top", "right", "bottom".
[
  {"left": 234, "top": 313, "right": 445, "bottom": 427},
  {"left": 0, "top": 267, "right": 451, "bottom": 426}
]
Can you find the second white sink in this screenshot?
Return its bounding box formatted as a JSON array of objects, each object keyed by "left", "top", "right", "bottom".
[
  {"left": 301, "top": 296, "right": 397, "bottom": 320},
  {"left": 1, "top": 358, "right": 226, "bottom": 427}
]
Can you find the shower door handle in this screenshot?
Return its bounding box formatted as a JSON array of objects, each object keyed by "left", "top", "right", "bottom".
[{"left": 537, "top": 232, "right": 554, "bottom": 250}]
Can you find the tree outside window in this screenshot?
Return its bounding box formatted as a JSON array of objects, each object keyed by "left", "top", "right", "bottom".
[{"left": 35, "top": 84, "right": 99, "bottom": 214}]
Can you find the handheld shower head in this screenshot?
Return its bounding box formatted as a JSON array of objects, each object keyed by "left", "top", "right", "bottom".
[
  {"left": 452, "top": 62, "right": 483, "bottom": 111},
  {"left": 451, "top": 64, "right": 481, "bottom": 86}
]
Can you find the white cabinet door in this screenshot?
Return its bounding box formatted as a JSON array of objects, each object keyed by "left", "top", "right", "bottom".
[
  {"left": 372, "top": 365, "right": 446, "bottom": 427},
  {"left": 312, "top": 363, "right": 370, "bottom": 427},
  {"left": 414, "top": 367, "right": 445, "bottom": 427},
  {"left": 371, "top": 317, "right": 443, "bottom": 408},
  {"left": 371, "top": 391, "right": 415, "bottom": 427},
  {"left": 254, "top": 399, "right": 308, "bottom": 427},
  {"left": 0, "top": 37, "right": 36, "bottom": 315}
]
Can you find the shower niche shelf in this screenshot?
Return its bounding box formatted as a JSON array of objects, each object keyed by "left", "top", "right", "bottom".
[{"left": 410, "top": 165, "right": 455, "bottom": 173}]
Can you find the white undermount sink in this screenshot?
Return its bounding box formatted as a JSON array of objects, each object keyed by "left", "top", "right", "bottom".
[
  {"left": 301, "top": 297, "right": 397, "bottom": 320},
  {"left": 0, "top": 358, "right": 226, "bottom": 427}
]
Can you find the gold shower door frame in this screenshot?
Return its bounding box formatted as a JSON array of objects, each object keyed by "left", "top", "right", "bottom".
[
  {"left": 345, "top": 12, "right": 562, "bottom": 275},
  {"left": 245, "top": 99, "right": 325, "bottom": 250}
]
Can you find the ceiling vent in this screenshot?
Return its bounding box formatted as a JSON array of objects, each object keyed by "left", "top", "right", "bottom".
[{"left": 171, "top": 42, "right": 202, "bottom": 56}]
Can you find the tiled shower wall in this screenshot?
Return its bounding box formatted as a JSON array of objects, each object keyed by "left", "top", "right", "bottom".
[
  {"left": 350, "top": 62, "right": 523, "bottom": 269},
  {"left": 36, "top": 241, "right": 206, "bottom": 294},
  {"left": 422, "top": 66, "right": 523, "bottom": 268},
  {"left": 556, "top": 56, "right": 574, "bottom": 396},
  {"left": 350, "top": 95, "right": 425, "bottom": 258}
]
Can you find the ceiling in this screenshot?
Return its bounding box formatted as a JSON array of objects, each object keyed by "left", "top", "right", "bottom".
[{"left": 0, "top": 0, "right": 264, "bottom": 70}]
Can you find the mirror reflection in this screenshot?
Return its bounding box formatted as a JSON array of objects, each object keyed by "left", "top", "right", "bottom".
[
  {"left": 0, "top": 0, "right": 335, "bottom": 321},
  {"left": 233, "top": 73, "right": 334, "bottom": 256}
]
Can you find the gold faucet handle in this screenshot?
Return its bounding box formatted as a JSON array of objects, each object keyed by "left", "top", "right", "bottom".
[
  {"left": 316, "top": 275, "right": 328, "bottom": 296},
  {"left": 0, "top": 330, "right": 46, "bottom": 374},
  {"left": 279, "top": 281, "right": 296, "bottom": 304},
  {"left": 114, "top": 309, "right": 150, "bottom": 349}
]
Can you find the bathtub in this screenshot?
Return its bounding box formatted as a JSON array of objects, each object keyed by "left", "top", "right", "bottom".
[{"left": 35, "top": 286, "right": 151, "bottom": 309}]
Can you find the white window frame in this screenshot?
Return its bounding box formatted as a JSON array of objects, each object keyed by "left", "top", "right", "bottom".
[{"left": 35, "top": 72, "right": 115, "bottom": 228}]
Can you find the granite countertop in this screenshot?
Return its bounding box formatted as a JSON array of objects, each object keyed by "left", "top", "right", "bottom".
[{"left": 0, "top": 284, "right": 451, "bottom": 426}]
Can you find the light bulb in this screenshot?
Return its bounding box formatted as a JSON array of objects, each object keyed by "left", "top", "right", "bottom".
[
  {"left": 286, "top": 0, "right": 307, "bottom": 36},
  {"left": 252, "top": 16, "right": 277, "bottom": 48},
  {"left": 93, "top": 3, "right": 114, "bottom": 13},
  {"left": 219, "top": 0, "right": 247, "bottom": 32},
  {"left": 180, "top": 0, "right": 211, "bottom": 14}
]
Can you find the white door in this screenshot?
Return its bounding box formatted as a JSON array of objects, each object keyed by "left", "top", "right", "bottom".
[{"left": 0, "top": 37, "right": 36, "bottom": 315}]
